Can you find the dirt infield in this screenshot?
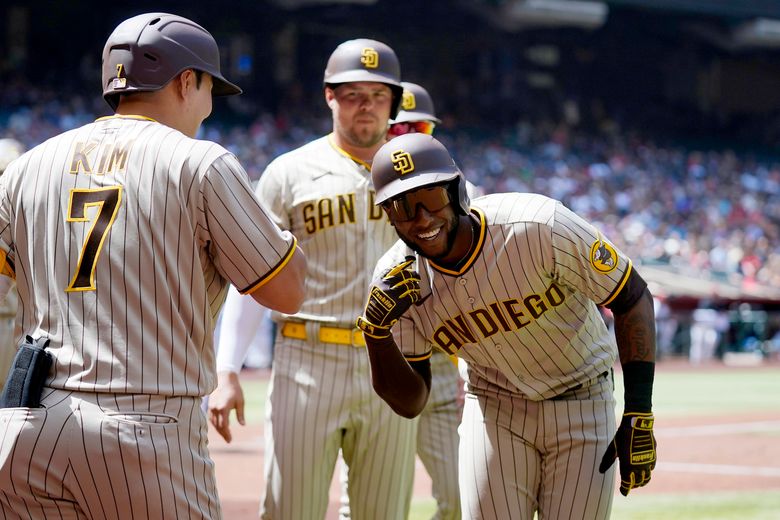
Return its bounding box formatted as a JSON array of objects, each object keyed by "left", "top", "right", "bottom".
[{"left": 209, "top": 361, "right": 780, "bottom": 519}]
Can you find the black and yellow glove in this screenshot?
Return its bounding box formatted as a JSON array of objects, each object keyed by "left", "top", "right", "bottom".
[
  {"left": 356, "top": 256, "right": 420, "bottom": 339},
  {"left": 598, "top": 412, "right": 656, "bottom": 496}
]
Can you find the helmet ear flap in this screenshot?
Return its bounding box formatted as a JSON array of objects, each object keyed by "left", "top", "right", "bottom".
[{"left": 449, "top": 178, "right": 470, "bottom": 215}]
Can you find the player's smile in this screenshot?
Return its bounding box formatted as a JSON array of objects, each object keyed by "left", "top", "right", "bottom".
[
  {"left": 417, "top": 226, "right": 443, "bottom": 241},
  {"left": 394, "top": 208, "right": 457, "bottom": 260}
]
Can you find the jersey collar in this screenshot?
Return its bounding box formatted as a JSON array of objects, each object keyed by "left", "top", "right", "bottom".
[
  {"left": 95, "top": 114, "right": 158, "bottom": 123},
  {"left": 327, "top": 133, "right": 372, "bottom": 170},
  {"left": 429, "top": 208, "right": 486, "bottom": 276}
]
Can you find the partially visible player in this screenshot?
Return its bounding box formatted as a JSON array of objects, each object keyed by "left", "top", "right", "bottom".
[
  {"left": 0, "top": 12, "right": 305, "bottom": 519},
  {"left": 0, "top": 138, "right": 25, "bottom": 390},
  {"left": 358, "top": 133, "right": 658, "bottom": 519},
  {"left": 208, "top": 38, "right": 417, "bottom": 520},
  {"left": 387, "top": 81, "right": 441, "bottom": 138}
]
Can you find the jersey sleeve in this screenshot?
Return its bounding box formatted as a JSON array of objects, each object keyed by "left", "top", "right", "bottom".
[
  {"left": 550, "top": 201, "right": 633, "bottom": 306},
  {"left": 393, "top": 315, "right": 433, "bottom": 362},
  {"left": 254, "top": 158, "right": 290, "bottom": 230},
  {"left": 201, "top": 153, "right": 297, "bottom": 294}
]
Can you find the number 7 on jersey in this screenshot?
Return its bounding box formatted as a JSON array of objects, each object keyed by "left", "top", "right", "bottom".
[{"left": 66, "top": 186, "right": 123, "bottom": 292}]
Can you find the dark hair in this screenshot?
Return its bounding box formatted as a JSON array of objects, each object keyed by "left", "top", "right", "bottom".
[{"left": 116, "top": 69, "right": 205, "bottom": 106}]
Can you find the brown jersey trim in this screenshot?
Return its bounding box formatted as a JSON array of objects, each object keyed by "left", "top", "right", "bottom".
[
  {"left": 241, "top": 236, "right": 298, "bottom": 295},
  {"left": 600, "top": 259, "right": 633, "bottom": 307},
  {"left": 430, "top": 208, "right": 486, "bottom": 276}
]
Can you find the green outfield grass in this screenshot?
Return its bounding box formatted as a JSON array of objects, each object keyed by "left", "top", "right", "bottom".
[
  {"left": 239, "top": 364, "right": 780, "bottom": 425},
  {"left": 235, "top": 365, "right": 780, "bottom": 518},
  {"left": 616, "top": 366, "right": 780, "bottom": 417}
]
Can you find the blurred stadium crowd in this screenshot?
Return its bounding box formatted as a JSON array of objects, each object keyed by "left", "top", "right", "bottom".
[
  {"left": 3, "top": 79, "right": 778, "bottom": 289},
  {"left": 1, "top": 77, "right": 779, "bottom": 360}
]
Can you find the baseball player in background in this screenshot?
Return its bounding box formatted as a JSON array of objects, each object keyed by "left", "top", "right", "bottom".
[
  {"left": 357, "top": 133, "right": 658, "bottom": 519},
  {"left": 0, "top": 12, "right": 306, "bottom": 519},
  {"left": 208, "top": 39, "right": 417, "bottom": 520},
  {"left": 0, "top": 138, "right": 25, "bottom": 390}
]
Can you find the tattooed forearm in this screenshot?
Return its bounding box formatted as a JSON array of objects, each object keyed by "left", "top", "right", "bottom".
[{"left": 613, "top": 288, "right": 656, "bottom": 364}]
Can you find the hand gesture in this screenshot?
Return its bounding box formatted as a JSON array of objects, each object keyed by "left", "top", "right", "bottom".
[
  {"left": 357, "top": 256, "right": 420, "bottom": 338},
  {"left": 208, "top": 371, "right": 246, "bottom": 443},
  {"left": 599, "top": 412, "right": 657, "bottom": 496}
]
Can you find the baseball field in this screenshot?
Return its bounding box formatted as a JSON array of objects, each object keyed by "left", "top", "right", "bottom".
[{"left": 209, "top": 358, "right": 780, "bottom": 519}]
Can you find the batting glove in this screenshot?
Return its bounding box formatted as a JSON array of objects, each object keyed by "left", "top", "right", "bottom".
[
  {"left": 356, "top": 256, "right": 420, "bottom": 339},
  {"left": 599, "top": 412, "right": 657, "bottom": 496}
]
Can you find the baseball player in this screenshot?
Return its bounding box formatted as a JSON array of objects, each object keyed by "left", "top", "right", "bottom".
[
  {"left": 208, "top": 39, "right": 417, "bottom": 520},
  {"left": 0, "top": 138, "right": 25, "bottom": 390},
  {"left": 0, "top": 12, "right": 306, "bottom": 519},
  {"left": 357, "top": 133, "right": 658, "bottom": 519}
]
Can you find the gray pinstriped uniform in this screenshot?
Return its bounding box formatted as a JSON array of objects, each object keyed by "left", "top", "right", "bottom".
[
  {"left": 376, "top": 192, "right": 631, "bottom": 519},
  {"left": 256, "top": 134, "right": 417, "bottom": 520},
  {"left": 0, "top": 115, "right": 297, "bottom": 519}
]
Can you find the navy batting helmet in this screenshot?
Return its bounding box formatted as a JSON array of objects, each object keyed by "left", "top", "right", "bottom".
[
  {"left": 102, "top": 12, "right": 241, "bottom": 110},
  {"left": 323, "top": 38, "right": 403, "bottom": 118},
  {"left": 371, "top": 133, "right": 470, "bottom": 215}
]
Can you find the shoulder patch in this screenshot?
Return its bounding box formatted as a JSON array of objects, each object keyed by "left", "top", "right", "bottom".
[{"left": 590, "top": 238, "right": 618, "bottom": 274}]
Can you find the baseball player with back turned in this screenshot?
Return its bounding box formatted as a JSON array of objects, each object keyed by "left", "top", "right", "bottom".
[
  {"left": 0, "top": 12, "right": 306, "bottom": 519},
  {"left": 357, "top": 133, "right": 658, "bottom": 519},
  {"left": 208, "top": 39, "right": 417, "bottom": 520}
]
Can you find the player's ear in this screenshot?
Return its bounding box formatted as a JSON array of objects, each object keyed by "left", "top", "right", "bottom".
[
  {"left": 170, "top": 71, "right": 188, "bottom": 100},
  {"left": 324, "top": 87, "right": 336, "bottom": 109}
]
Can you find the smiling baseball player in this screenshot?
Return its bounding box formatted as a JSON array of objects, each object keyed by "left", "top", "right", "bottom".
[
  {"left": 387, "top": 81, "right": 463, "bottom": 520},
  {"left": 357, "top": 133, "right": 658, "bottom": 519}
]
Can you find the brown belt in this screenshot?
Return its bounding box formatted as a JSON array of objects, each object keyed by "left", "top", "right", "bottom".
[{"left": 280, "top": 321, "right": 366, "bottom": 347}]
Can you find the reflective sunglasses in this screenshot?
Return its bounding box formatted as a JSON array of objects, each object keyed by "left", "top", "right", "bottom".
[
  {"left": 387, "top": 120, "right": 436, "bottom": 137},
  {"left": 383, "top": 185, "right": 451, "bottom": 222}
]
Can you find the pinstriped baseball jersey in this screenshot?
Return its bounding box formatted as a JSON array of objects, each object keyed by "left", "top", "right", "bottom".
[
  {"left": 376, "top": 192, "right": 630, "bottom": 399},
  {"left": 255, "top": 132, "right": 418, "bottom": 520},
  {"left": 257, "top": 134, "right": 399, "bottom": 326},
  {"left": 0, "top": 115, "right": 297, "bottom": 397}
]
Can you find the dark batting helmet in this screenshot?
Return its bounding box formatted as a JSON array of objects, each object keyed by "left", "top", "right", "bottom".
[
  {"left": 102, "top": 12, "right": 242, "bottom": 110},
  {"left": 392, "top": 82, "right": 442, "bottom": 125},
  {"left": 371, "top": 133, "right": 470, "bottom": 215},
  {"left": 323, "top": 38, "right": 403, "bottom": 118}
]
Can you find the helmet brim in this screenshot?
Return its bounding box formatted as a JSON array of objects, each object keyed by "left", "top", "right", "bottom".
[
  {"left": 390, "top": 111, "right": 442, "bottom": 125},
  {"left": 213, "top": 75, "right": 242, "bottom": 97},
  {"left": 375, "top": 171, "right": 460, "bottom": 205}
]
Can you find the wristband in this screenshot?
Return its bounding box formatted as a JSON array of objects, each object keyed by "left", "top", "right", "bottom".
[
  {"left": 355, "top": 316, "right": 392, "bottom": 339},
  {"left": 622, "top": 361, "right": 654, "bottom": 413}
]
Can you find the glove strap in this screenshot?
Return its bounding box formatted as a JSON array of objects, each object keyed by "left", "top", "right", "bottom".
[
  {"left": 625, "top": 412, "right": 654, "bottom": 430},
  {"left": 355, "top": 316, "right": 392, "bottom": 339}
]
